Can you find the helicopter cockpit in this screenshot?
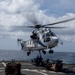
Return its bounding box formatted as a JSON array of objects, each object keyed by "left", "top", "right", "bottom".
[
  {"left": 42, "top": 29, "right": 56, "bottom": 42},
  {"left": 49, "top": 31, "right": 56, "bottom": 36}
]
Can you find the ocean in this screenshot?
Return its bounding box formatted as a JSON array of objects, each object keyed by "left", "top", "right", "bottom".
[{"left": 0, "top": 50, "right": 75, "bottom": 64}]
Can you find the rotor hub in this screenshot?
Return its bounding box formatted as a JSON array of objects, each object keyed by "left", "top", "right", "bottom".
[{"left": 34, "top": 24, "right": 42, "bottom": 29}]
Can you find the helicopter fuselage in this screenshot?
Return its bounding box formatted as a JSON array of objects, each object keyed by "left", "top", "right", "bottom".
[{"left": 22, "top": 29, "right": 59, "bottom": 51}]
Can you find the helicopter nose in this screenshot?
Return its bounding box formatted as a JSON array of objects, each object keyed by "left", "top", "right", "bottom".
[{"left": 53, "top": 37, "right": 59, "bottom": 43}]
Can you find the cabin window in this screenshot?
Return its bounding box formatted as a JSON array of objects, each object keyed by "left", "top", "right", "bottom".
[{"left": 44, "top": 38, "right": 50, "bottom": 42}]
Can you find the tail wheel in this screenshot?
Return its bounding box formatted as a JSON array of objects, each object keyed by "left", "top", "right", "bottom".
[{"left": 49, "top": 50, "right": 54, "bottom": 54}]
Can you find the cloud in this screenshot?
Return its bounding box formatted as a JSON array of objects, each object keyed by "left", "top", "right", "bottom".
[
  {"left": 0, "top": 0, "right": 75, "bottom": 42},
  {"left": 0, "top": 0, "right": 38, "bottom": 13}
]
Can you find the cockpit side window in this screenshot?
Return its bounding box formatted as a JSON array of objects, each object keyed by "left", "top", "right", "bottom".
[
  {"left": 42, "top": 33, "right": 51, "bottom": 42},
  {"left": 45, "top": 38, "right": 50, "bottom": 42},
  {"left": 46, "top": 33, "right": 50, "bottom": 37},
  {"left": 42, "top": 34, "right": 45, "bottom": 38}
]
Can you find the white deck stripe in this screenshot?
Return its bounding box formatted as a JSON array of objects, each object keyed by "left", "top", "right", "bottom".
[
  {"left": 22, "top": 69, "right": 48, "bottom": 75},
  {"left": 2, "top": 62, "right": 6, "bottom": 67}
]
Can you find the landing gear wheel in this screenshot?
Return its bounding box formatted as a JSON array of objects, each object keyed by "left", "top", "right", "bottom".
[
  {"left": 42, "top": 50, "right": 46, "bottom": 54},
  {"left": 27, "top": 52, "right": 31, "bottom": 56},
  {"left": 49, "top": 50, "right": 54, "bottom": 54}
]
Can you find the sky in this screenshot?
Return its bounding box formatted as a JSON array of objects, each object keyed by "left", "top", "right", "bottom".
[{"left": 0, "top": 0, "right": 75, "bottom": 52}]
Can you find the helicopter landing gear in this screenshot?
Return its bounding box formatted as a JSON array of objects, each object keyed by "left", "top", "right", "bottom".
[
  {"left": 27, "top": 51, "right": 31, "bottom": 56},
  {"left": 49, "top": 50, "right": 54, "bottom": 54},
  {"left": 42, "top": 50, "right": 46, "bottom": 54}
]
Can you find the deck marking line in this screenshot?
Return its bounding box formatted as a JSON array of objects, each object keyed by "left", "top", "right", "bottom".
[
  {"left": 2, "top": 62, "right": 6, "bottom": 67},
  {"left": 22, "top": 69, "right": 48, "bottom": 75},
  {"left": 0, "top": 68, "right": 5, "bottom": 70}
]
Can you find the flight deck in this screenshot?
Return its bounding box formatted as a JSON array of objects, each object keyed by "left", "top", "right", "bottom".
[{"left": 0, "top": 61, "right": 75, "bottom": 75}]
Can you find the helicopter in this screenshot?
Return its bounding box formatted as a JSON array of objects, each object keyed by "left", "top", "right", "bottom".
[{"left": 17, "top": 18, "right": 75, "bottom": 56}]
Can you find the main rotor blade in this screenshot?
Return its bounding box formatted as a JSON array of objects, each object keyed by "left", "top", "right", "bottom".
[
  {"left": 0, "top": 25, "right": 35, "bottom": 28},
  {"left": 43, "top": 18, "right": 75, "bottom": 26},
  {"left": 26, "top": 26, "right": 34, "bottom": 28},
  {"left": 44, "top": 26, "right": 66, "bottom": 29},
  {"left": 0, "top": 25, "right": 33, "bottom": 32},
  {"left": 0, "top": 25, "right": 26, "bottom": 27},
  {"left": 0, "top": 18, "right": 74, "bottom": 30}
]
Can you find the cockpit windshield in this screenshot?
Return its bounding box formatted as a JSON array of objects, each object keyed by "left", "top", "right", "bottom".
[
  {"left": 46, "top": 31, "right": 56, "bottom": 37},
  {"left": 42, "top": 31, "right": 56, "bottom": 42},
  {"left": 50, "top": 32, "right": 56, "bottom": 36}
]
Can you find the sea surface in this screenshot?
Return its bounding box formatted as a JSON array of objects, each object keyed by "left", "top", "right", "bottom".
[{"left": 0, "top": 50, "right": 75, "bottom": 64}]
